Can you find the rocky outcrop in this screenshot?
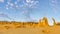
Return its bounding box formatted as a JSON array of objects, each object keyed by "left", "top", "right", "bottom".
[
  {"left": 38, "top": 17, "right": 49, "bottom": 27},
  {"left": 52, "top": 18, "right": 56, "bottom": 27}
]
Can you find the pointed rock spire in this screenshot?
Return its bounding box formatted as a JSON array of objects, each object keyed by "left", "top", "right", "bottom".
[
  {"left": 52, "top": 18, "right": 56, "bottom": 27},
  {"left": 38, "top": 17, "right": 49, "bottom": 27}
]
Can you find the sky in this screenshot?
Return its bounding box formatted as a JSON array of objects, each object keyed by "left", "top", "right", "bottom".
[{"left": 0, "top": 0, "right": 60, "bottom": 25}]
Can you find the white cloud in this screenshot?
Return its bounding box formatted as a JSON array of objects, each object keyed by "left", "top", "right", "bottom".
[
  {"left": 10, "top": 3, "right": 14, "bottom": 7},
  {"left": 22, "top": 0, "right": 39, "bottom": 8},
  {"left": 0, "top": 0, "right": 4, "bottom": 3},
  {"left": 7, "top": 2, "right": 14, "bottom": 9},
  {"left": 49, "top": 0, "right": 58, "bottom": 14},
  {"left": 19, "top": 0, "right": 39, "bottom": 22},
  {"left": 26, "top": 0, "right": 31, "bottom": 3},
  {"left": 7, "top": 2, "right": 10, "bottom": 5},
  {"left": 5, "top": 4, "right": 9, "bottom": 10},
  {"left": 6, "top": 7, "right": 9, "bottom": 10},
  {"left": 7, "top": 2, "right": 14, "bottom": 7},
  {"left": 15, "top": 5, "right": 19, "bottom": 9}
]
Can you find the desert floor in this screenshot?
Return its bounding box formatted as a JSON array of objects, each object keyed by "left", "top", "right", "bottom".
[{"left": 0, "top": 26, "right": 60, "bottom": 34}]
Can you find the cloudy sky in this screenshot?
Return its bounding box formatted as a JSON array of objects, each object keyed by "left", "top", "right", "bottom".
[{"left": 0, "top": 0, "right": 60, "bottom": 25}]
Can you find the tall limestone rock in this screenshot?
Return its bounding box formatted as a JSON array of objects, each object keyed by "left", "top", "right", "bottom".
[
  {"left": 38, "top": 19, "right": 43, "bottom": 27},
  {"left": 52, "top": 18, "right": 56, "bottom": 27},
  {"left": 38, "top": 17, "right": 49, "bottom": 27},
  {"left": 42, "top": 17, "right": 49, "bottom": 26}
]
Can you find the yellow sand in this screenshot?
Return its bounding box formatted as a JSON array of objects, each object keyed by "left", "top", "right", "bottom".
[
  {"left": 0, "top": 17, "right": 60, "bottom": 34},
  {"left": 0, "top": 26, "right": 60, "bottom": 34}
]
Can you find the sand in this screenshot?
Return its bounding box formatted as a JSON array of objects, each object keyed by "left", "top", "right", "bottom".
[{"left": 0, "top": 26, "right": 60, "bottom": 34}]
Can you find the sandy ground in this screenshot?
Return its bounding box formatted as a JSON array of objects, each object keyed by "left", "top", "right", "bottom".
[{"left": 0, "top": 26, "right": 60, "bottom": 34}]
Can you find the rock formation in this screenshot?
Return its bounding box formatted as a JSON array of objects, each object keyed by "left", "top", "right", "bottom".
[
  {"left": 52, "top": 18, "right": 56, "bottom": 27},
  {"left": 38, "top": 17, "right": 49, "bottom": 27}
]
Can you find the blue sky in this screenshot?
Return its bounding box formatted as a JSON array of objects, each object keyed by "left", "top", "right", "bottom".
[{"left": 0, "top": 0, "right": 60, "bottom": 25}]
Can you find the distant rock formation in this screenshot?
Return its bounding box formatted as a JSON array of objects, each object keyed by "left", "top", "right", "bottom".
[
  {"left": 38, "top": 17, "right": 49, "bottom": 27},
  {"left": 52, "top": 18, "right": 56, "bottom": 26},
  {"left": 42, "top": 17, "right": 49, "bottom": 26},
  {"left": 0, "top": 17, "right": 58, "bottom": 29},
  {"left": 56, "top": 22, "right": 60, "bottom": 25}
]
